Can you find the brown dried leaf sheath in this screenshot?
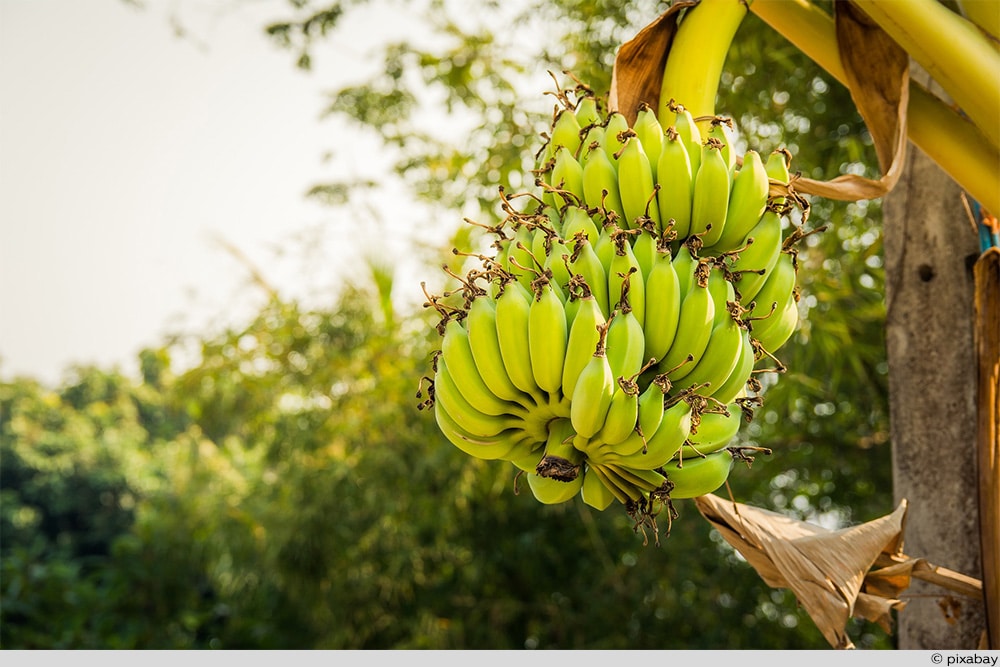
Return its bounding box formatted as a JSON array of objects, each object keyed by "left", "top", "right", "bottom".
[
  {"left": 791, "top": 1, "right": 909, "bottom": 201},
  {"left": 609, "top": 1, "right": 910, "bottom": 202},
  {"left": 695, "top": 495, "right": 984, "bottom": 649}
]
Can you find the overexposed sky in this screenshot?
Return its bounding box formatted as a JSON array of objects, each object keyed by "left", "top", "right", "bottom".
[{"left": 1, "top": 0, "right": 434, "bottom": 386}]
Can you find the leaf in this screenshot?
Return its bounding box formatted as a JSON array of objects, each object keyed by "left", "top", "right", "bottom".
[
  {"left": 695, "top": 494, "right": 910, "bottom": 649},
  {"left": 695, "top": 494, "right": 985, "bottom": 648}
]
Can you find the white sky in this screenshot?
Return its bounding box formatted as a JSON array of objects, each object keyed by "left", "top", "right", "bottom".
[{"left": 0, "top": 0, "right": 435, "bottom": 386}]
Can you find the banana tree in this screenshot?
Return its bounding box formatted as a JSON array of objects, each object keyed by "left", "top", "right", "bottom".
[
  {"left": 606, "top": 0, "right": 998, "bottom": 649},
  {"left": 420, "top": 0, "right": 996, "bottom": 649}
]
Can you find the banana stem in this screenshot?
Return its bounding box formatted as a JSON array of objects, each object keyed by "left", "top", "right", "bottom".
[
  {"left": 658, "top": 0, "right": 749, "bottom": 130},
  {"left": 749, "top": 0, "right": 1000, "bottom": 216},
  {"left": 956, "top": 0, "right": 1000, "bottom": 42},
  {"left": 851, "top": 0, "right": 1000, "bottom": 149}
]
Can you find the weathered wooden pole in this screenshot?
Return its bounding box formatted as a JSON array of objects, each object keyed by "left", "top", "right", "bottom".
[
  {"left": 883, "top": 68, "right": 988, "bottom": 649},
  {"left": 974, "top": 245, "right": 999, "bottom": 648}
]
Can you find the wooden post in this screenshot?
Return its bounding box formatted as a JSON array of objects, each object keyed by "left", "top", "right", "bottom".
[
  {"left": 974, "top": 246, "right": 1000, "bottom": 648},
  {"left": 883, "top": 68, "right": 987, "bottom": 648}
]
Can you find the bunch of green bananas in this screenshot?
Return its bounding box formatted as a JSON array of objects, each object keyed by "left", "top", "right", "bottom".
[{"left": 420, "top": 86, "right": 813, "bottom": 523}]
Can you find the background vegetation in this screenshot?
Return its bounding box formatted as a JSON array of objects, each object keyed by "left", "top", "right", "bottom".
[{"left": 1, "top": 0, "right": 893, "bottom": 648}]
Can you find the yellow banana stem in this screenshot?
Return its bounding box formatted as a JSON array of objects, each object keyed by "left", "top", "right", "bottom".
[
  {"left": 659, "top": 0, "right": 749, "bottom": 130},
  {"left": 908, "top": 80, "right": 1000, "bottom": 217},
  {"left": 749, "top": 0, "right": 1000, "bottom": 216},
  {"left": 851, "top": 0, "right": 1000, "bottom": 149},
  {"left": 956, "top": 0, "right": 1000, "bottom": 43}
]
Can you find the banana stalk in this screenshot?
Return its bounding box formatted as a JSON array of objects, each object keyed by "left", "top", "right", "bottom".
[
  {"left": 851, "top": 0, "right": 1000, "bottom": 149},
  {"left": 749, "top": 0, "right": 1000, "bottom": 215},
  {"left": 956, "top": 0, "right": 1000, "bottom": 42},
  {"left": 658, "top": 0, "right": 749, "bottom": 128}
]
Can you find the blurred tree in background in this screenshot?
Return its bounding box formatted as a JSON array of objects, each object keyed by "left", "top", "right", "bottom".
[{"left": 1, "top": 0, "right": 893, "bottom": 649}]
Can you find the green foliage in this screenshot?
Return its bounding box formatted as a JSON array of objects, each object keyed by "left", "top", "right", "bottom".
[
  {"left": 0, "top": 271, "right": 891, "bottom": 649},
  {"left": 1, "top": 0, "right": 895, "bottom": 649}
]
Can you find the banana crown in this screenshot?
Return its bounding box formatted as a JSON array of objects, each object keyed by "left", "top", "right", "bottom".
[{"left": 420, "top": 77, "right": 819, "bottom": 526}]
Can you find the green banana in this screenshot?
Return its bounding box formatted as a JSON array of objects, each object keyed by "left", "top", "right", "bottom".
[
  {"left": 706, "top": 264, "right": 738, "bottom": 329},
  {"left": 581, "top": 463, "right": 617, "bottom": 510},
  {"left": 678, "top": 403, "right": 743, "bottom": 458},
  {"left": 608, "top": 231, "right": 645, "bottom": 328},
  {"left": 710, "top": 326, "right": 755, "bottom": 405},
  {"left": 632, "top": 225, "right": 658, "bottom": 282},
  {"left": 587, "top": 462, "right": 640, "bottom": 503},
  {"left": 569, "top": 318, "right": 616, "bottom": 439},
  {"left": 543, "top": 204, "right": 565, "bottom": 237},
  {"left": 671, "top": 240, "right": 698, "bottom": 296},
  {"left": 537, "top": 108, "right": 584, "bottom": 207},
  {"left": 581, "top": 141, "right": 627, "bottom": 221},
  {"left": 434, "top": 356, "right": 522, "bottom": 439},
  {"left": 765, "top": 148, "right": 792, "bottom": 210},
  {"left": 585, "top": 426, "right": 645, "bottom": 462},
  {"left": 551, "top": 145, "right": 585, "bottom": 207},
  {"left": 605, "top": 305, "right": 646, "bottom": 383},
  {"left": 636, "top": 374, "right": 668, "bottom": 441},
  {"left": 661, "top": 263, "right": 715, "bottom": 379},
  {"left": 569, "top": 430, "right": 604, "bottom": 463},
  {"left": 530, "top": 223, "right": 555, "bottom": 275},
  {"left": 602, "top": 111, "right": 630, "bottom": 161},
  {"left": 568, "top": 233, "right": 611, "bottom": 318},
  {"left": 633, "top": 102, "right": 664, "bottom": 181},
  {"left": 662, "top": 450, "right": 733, "bottom": 499},
  {"left": 615, "top": 130, "right": 660, "bottom": 231},
  {"left": 534, "top": 418, "right": 583, "bottom": 481},
  {"left": 495, "top": 278, "right": 543, "bottom": 398},
  {"left": 433, "top": 397, "right": 526, "bottom": 461},
  {"left": 525, "top": 471, "right": 584, "bottom": 505},
  {"left": 730, "top": 209, "right": 784, "bottom": 305},
  {"left": 643, "top": 239, "right": 682, "bottom": 365},
  {"left": 753, "top": 292, "right": 799, "bottom": 354},
  {"left": 656, "top": 126, "right": 694, "bottom": 240},
  {"left": 602, "top": 462, "right": 668, "bottom": 495},
  {"left": 440, "top": 318, "right": 527, "bottom": 417},
  {"left": 707, "top": 117, "right": 736, "bottom": 172},
  {"left": 502, "top": 437, "right": 546, "bottom": 468},
  {"left": 509, "top": 443, "right": 546, "bottom": 473},
  {"left": 505, "top": 224, "right": 537, "bottom": 292},
  {"left": 670, "top": 102, "right": 702, "bottom": 176},
  {"left": 594, "top": 377, "right": 640, "bottom": 446},
  {"left": 672, "top": 313, "right": 744, "bottom": 398},
  {"left": 422, "top": 70, "right": 813, "bottom": 519},
  {"left": 466, "top": 296, "right": 537, "bottom": 407},
  {"left": 574, "top": 93, "right": 601, "bottom": 128},
  {"left": 561, "top": 285, "right": 606, "bottom": 401},
  {"left": 561, "top": 205, "right": 601, "bottom": 245},
  {"left": 747, "top": 251, "right": 797, "bottom": 327},
  {"left": 577, "top": 123, "right": 606, "bottom": 170},
  {"left": 602, "top": 398, "right": 691, "bottom": 469},
  {"left": 528, "top": 274, "right": 569, "bottom": 396},
  {"left": 712, "top": 149, "right": 769, "bottom": 252},
  {"left": 690, "top": 137, "right": 731, "bottom": 248},
  {"left": 543, "top": 236, "right": 573, "bottom": 297},
  {"left": 549, "top": 106, "right": 583, "bottom": 156},
  {"left": 589, "top": 372, "right": 668, "bottom": 463}
]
